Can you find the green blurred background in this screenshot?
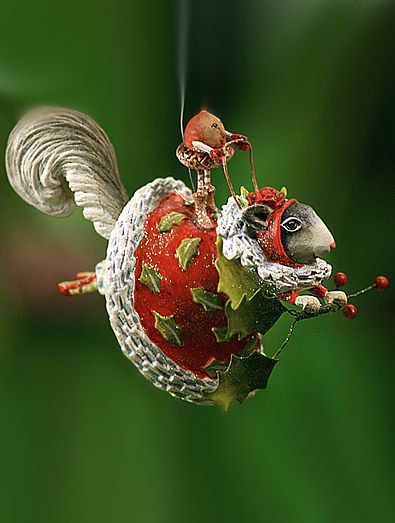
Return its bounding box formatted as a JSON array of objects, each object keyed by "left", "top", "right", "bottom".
[{"left": 0, "top": 1, "right": 394, "bottom": 522}]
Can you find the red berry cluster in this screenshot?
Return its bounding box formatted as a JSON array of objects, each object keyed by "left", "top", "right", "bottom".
[{"left": 332, "top": 272, "right": 390, "bottom": 320}]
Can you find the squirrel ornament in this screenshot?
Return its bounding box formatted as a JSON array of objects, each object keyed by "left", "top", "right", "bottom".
[{"left": 5, "top": 107, "right": 389, "bottom": 410}]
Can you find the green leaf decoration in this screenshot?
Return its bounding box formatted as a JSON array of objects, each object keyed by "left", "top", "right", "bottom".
[
  {"left": 225, "top": 292, "right": 285, "bottom": 341},
  {"left": 139, "top": 263, "right": 162, "bottom": 293},
  {"left": 240, "top": 186, "right": 250, "bottom": 199},
  {"left": 191, "top": 287, "right": 223, "bottom": 312},
  {"left": 237, "top": 186, "right": 250, "bottom": 208},
  {"left": 153, "top": 311, "right": 183, "bottom": 347},
  {"left": 239, "top": 335, "right": 259, "bottom": 357},
  {"left": 176, "top": 237, "right": 201, "bottom": 270},
  {"left": 215, "top": 237, "right": 269, "bottom": 309},
  {"left": 203, "top": 358, "right": 229, "bottom": 377},
  {"left": 157, "top": 211, "right": 187, "bottom": 232},
  {"left": 206, "top": 336, "right": 259, "bottom": 377},
  {"left": 215, "top": 236, "right": 285, "bottom": 340},
  {"left": 212, "top": 326, "right": 228, "bottom": 343},
  {"left": 207, "top": 352, "right": 278, "bottom": 411}
]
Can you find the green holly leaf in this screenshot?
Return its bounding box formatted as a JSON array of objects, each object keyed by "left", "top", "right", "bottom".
[
  {"left": 240, "top": 186, "right": 250, "bottom": 199},
  {"left": 236, "top": 186, "right": 250, "bottom": 208},
  {"left": 153, "top": 311, "right": 183, "bottom": 347},
  {"left": 215, "top": 237, "right": 268, "bottom": 309},
  {"left": 176, "top": 237, "right": 201, "bottom": 270},
  {"left": 191, "top": 287, "right": 223, "bottom": 312},
  {"left": 212, "top": 326, "right": 228, "bottom": 343},
  {"left": 139, "top": 263, "right": 162, "bottom": 293},
  {"left": 238, "top": 335, "right": 259, "bottom": 357},
  {"left": 207, "top": 352, "right": 278, "bottom": 411},
  {"left": 157, "top": 211, "right": 187, "bottom": 232},
  {"left": 225, "top": 292, "right": 285, "bottom": 340},
  {"left": 203, "top": 358, "right": 229, "bottom": 377}
]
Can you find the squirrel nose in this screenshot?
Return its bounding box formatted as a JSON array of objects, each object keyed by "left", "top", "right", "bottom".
[{"left": 330, "top": 241, "right": 337, "bottom": 250}]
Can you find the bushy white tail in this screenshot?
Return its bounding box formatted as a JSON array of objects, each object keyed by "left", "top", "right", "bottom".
[{"left": 5, "top": 107, "right": 128, "bottom": 239}]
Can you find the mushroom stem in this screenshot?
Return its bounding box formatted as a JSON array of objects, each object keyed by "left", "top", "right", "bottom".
[{"left": 193, "top": 169, "right": 216, "bottom": 229}]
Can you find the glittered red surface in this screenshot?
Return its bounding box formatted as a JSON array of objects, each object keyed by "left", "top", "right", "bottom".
[{"left": 134, "top": 193, "right": 249, "bottom": 378}]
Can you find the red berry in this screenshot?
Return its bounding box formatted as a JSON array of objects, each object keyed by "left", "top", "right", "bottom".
[
  {"left": 374, "top": 276, "right": 389, "bottom": 291},
  {"left": 342, "top": 304, "right": 358, "bottom": 319},
  {"left": 334, "top": 272, "right": 348, "bottom": 287}
]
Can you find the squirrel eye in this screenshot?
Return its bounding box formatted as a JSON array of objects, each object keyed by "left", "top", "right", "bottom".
[
  {"left": 211, "top": 123, "right": 218, "bottom": 129},
  {"left": 281, "top": 217, "right": 302, "bottom": 233}
]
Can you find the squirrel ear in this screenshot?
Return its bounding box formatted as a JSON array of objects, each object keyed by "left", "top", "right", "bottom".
[{"left": 242, "top": 204, "right": 272, "bottom": 237}]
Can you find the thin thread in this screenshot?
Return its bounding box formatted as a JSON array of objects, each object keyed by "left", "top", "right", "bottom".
[
  {"left": 178, "top": 0, "right": 195, "bottom": 191},
  {"left": 178, "top": 2, "right": 186, "bottom": 140}
]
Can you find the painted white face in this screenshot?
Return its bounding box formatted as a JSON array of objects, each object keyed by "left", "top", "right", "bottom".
[
  {"left": 280, "top": 202, "right": 336, "bottom": 264},
  {"left": 240, "top": 201, "right": 336, "bottom": 265}
]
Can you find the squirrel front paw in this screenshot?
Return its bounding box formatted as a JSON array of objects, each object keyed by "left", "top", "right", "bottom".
[
  {"left": 324, "top": 291, "right": 348, "bottom": 307},
  {"left": 295, "top": 295, "right": 321, "bottom": 313}
]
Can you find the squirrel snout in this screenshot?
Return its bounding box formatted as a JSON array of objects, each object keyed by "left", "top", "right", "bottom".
[{"left": 312, "top": 232, "right": 336, "bottom": 259}]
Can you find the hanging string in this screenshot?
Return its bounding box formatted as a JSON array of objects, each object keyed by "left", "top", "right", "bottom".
[
  {"left": 178, "top": 0, "right": 187, "bottom": 140},
  {"left": 178, "top": 0, "right": 195, "bottom": 191}
]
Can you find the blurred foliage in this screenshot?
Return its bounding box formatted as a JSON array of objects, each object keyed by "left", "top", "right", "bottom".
[{"left": 0, "top": 1, "right": 394, "bottom": 522}]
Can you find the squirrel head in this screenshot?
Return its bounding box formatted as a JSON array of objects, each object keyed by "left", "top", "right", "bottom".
[{"left": 242, "top": 187, "right": 336, "bottom": 266}]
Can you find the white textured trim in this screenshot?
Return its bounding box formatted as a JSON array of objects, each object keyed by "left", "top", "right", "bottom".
[
  {"left": 104, "top": 177, "right": 217, "bottom": 404},
  {"left": 217, "top": 197, "right": 332, "bottom": 293}
]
